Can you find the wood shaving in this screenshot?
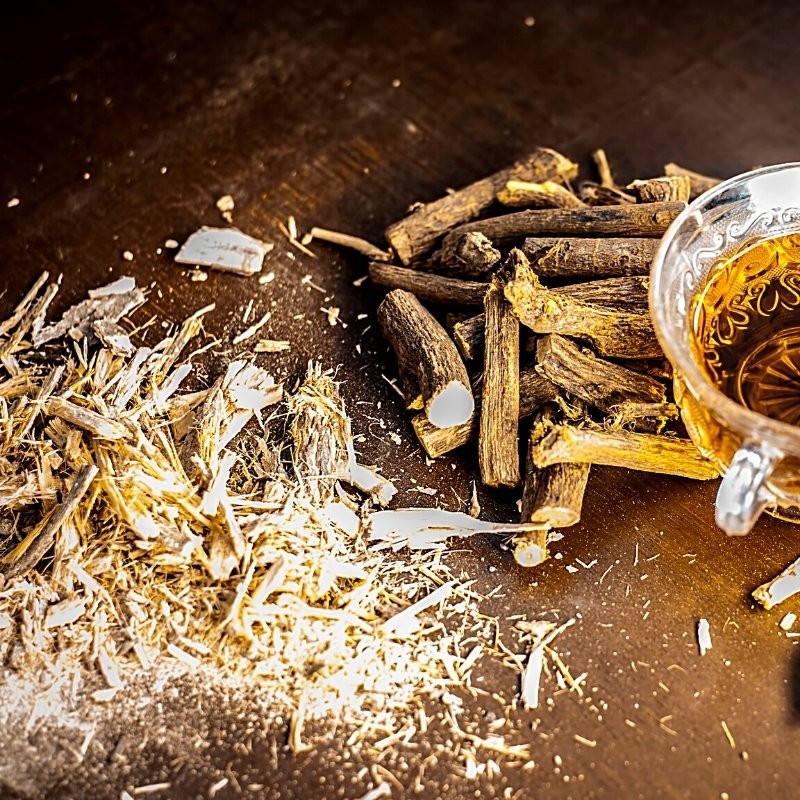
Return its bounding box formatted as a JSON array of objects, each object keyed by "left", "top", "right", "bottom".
[
  {"left": 322, "top": 306, "right": 342, "bottom": 326},
  {"left": 308, "top": 226, "right": 392, "bottom": 262},
  {"left": 367, "top": 508, "right": 547, "bottom": 551},
  {"left": 381, "top": 580, "right": 456, "bottom": 636},
  {"left": 521, "top": 645, "right": 545, "bottom": 710},
  {"left": 132, "top": 783, "right": 172, "bottom": 796},
  {"left": 720, "top": 720, "right": 736, "bottom": 749},
  {"left": 175, "top": 227, "right": 269, "bottom": 275},
  {"left": 254, "top": 339, "right": 290, "bottom": 353},
  {"left": 780, "top": 612, "right": 797, "bottom": 631},
  {"left": 357, "top": 784, "right": 392, "bottom": 800},
  {"left": 469, "top": 482, "right": 481, "bottom": 518},
  {"left": 519, "top": 618, "right": 576, "bottom": 710},
  {"left": 258, "top": 271, "right": 276, "bottom": 285},
  {"left": 216, "top": 194, "right": 234, "bottom": 223},
  {"left": 232, "top": 310, "right": 272, "bottom": 344},
  {"left": 33, "top": 276, "right": 145, "bottom": 347},
  {"left": 697, "top": 618, "right": 712, "bottom": 656},
  {"left": 278, "top": 218, "right": 317, "bottom": 258},
  {"left": 753, "top": 556, "right": 800, "bottom": 609}
]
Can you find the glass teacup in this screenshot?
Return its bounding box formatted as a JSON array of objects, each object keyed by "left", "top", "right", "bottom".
[{"left": 650, "top": 163, "right": 800, "bottom": 535}]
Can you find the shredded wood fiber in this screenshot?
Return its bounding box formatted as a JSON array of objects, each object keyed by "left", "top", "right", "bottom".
[{"left": 0, "top": 275, "right": 579, "bottom": 783}]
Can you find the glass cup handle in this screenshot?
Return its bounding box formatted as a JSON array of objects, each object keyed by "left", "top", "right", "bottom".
[{"left": 715, "top": 441, "right": 782, "bottom": 536}]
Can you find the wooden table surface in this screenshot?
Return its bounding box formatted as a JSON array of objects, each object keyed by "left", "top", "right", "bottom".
[{"left": 3, "top": 1, "right": 800, "bottom": 798}]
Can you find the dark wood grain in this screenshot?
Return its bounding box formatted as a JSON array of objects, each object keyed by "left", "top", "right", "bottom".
[{"left": 2, "top": 1, "right": 800, "bottom": 799}]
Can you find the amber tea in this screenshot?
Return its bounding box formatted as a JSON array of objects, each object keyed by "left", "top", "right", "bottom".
[{"left": 690, "top": 232, "right": 800, "bottom": 425}]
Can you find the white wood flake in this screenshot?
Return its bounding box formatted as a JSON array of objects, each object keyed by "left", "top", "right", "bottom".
[
  {"left": 697, "top": 618, "right": 712, "bottom": 656},
  {"left": 175, "top": 226, "right": 268, "bottom": 275}
]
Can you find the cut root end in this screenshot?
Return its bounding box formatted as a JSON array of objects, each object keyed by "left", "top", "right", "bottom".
[
  {"left": 513, "top": 530, "right": 549, "bottom": 568},
  {"left": 427, "top": 382, "right": 474, "bottom": 429}
]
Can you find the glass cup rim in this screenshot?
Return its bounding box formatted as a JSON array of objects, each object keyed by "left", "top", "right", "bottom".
[{"left": 650, "top": 161, "right": 800, "bottom": 455}]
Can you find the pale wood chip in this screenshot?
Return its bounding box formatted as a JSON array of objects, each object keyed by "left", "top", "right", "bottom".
[{"left": 753, "top": 556, "right": 800, "bottom": 609}]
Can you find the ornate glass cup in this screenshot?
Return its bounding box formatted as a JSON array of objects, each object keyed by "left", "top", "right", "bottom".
[{"left": 650, "top": 163, "right": 800, "bottom": 535}]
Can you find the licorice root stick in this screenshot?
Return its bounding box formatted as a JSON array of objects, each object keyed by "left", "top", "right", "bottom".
[
  {"left": 478, "top": 260, "right": 521, "bottom": 488},
  {"left": 514, "top": 408, "right": 590, "bottom": 567},
  {"left": 369, "top": 262, "right": 487, "bottom": 306},
  {"left": 453, "top": 274, "right": 651, "bottom": 360},
  {"left": 504, "top": 253, "right": 661, "bottom": 358},
  {"left": 536, "top": 334, "right": 666, "bottom": 413},
  {"left": 378, "top": 289, "right": 474, "bottom": 428},
  {"left": 522, "top": 237, "right": 658, "bottom": 278},
  {"left": 435, "top": 201, "right": 684, "bottom": 266},
  {"left": 386, "top": 148, "right": 578, "bottom": 264},
  {"left": 531, "top": 425, "right": 719, "bottom": 480}
]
